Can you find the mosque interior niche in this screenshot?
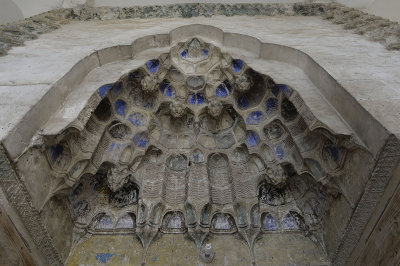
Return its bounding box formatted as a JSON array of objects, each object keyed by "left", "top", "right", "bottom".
[{"left": 21, "top": 37, "right": 374, "bottom": 265}]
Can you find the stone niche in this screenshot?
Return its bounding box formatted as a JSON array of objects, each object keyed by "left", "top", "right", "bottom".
[{"left": 13, "top": 35, "right": 378, "bottom": 265}]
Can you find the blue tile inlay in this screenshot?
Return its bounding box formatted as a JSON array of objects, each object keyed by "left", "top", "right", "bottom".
[
  {"left": 216, "top": 80, "right": 232, "bottom": 98},
  {"left": 189, "top": 93, "right": 205, "bottom": 105},
  {"left": 202, "top": 49, "right": 209, "bottom": 58},
  {"left": 98, "top": 84, "right": 113, "bottom": 98},
  {"left": 50, "top": 144, "right": 63, "bottom": 161},
  {"left": 133, "top": 132, "right": 148, "bottom": 147},
  {"left": 232, "top": 59, "right": 244, "bottom": 72},
  {"left": 328, "top": 146, "right": 340, "bottom": 162},
  {"left": 265, "top": 97, "right": 278, "bottom": 114},
  {"left": 108, "top": 143, "right": 127, "bottom": 153},
  {"left": 99, "top": 216, "right": 113, "bottom": 226},
  {"left": 263, "top": 213, "right": 279, "bottom": 231},
  {"left": 128, "top": 113, "right": 147, "bottom": 126},
  {"left": 146, "top": 59, "right": 160, "bottom": 74},
  {"left": 160, "top": 80, "right": 176, "bottom": 97},
  {"left": 181, "top": 49, "right": 188, "bottom": 59},
  {"left": 278, "top": 84, "right": 292, "bottom": 96},
  {"left": 115, "top": 99, "right": 126, "bottom": 116},
  {"left": 247, "top": 131, "right": 260, "bottom": 147},
  {"left": 282, "top": 213, "right": 299, "bottom": 230},
  {"left": 274, "top": 144, "right": 285, "bottom": 159},
  {"left": 271, "top": 84, "right": 279, "bottom": 97},
  {"left": 216, "top": 85, "right": 228, "bottom": 97},
  {"left": 112, "top": 82, "right": 122, "bottom": 97},
  {"left": 96, "top": 253, "right": 115, "bottom": 263},
  {"left": 237, "top": 95, "right": 249, "bottom": 109},
  {"left": 246, "top": 111, "right": 264, "bottom": 125}
]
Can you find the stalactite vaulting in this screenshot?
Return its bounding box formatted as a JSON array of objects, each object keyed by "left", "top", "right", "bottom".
[{"left": 41, "top": 38, "right": 366, "bottom": 259}]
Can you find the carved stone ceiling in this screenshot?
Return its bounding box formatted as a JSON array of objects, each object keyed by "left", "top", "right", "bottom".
[{"left": 24, "top": 37, "right": 373, "bottom": 264}]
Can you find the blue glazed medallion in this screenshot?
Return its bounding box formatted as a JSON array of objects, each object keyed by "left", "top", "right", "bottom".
[
  {"left": 98, "top": 84, "right": 113, "bottom": 98},
  {"left": 202, "top": 49, "right": 209, "bottom": 59},
  {"left": 50, "top": 144, "right": 63, "bottom": 161},
  {"left": 146, "top": 59, "right": 160, "bottom": 74},
  {"left": 160, "top": 80, "right": 176, "bottom": 97},
  {"left": 216, "top": 80, "right": 232, "bottom": 98},
  {"left": 328, "top": 146, "right": 340, "bottom": 162},
  {"left": 232, "top": 59, "right": 244, "bottom": 73},
  {"left": 278, "top": 84, "right": 292, "bottom": 97},
  {"left": 128, "top": 113, "right": 147, "bottom": 126},
  {"left": 265, "top": 97, "right": 278, "bottom": 114},
  {"left": 189, "top": 93, "right": 205, "bottom": 105},
  {"left": 115, "top": 99, "right": 126, "bottom": 116},
  {"left": 271, "top": 84, "right": 279, "bottom": 97},
  {"left": 282, "top": 213, "right": 299, "bottom": 230},
  {"left": 112, "top": 82, "right": 123, "bottom": 97},
  {"left": 96, "top": 253, "right": 115, "bottom": 263},
  {"left": 181, "top": 49, "right": 188, "bottom": 59},
  {"left": 246, "top": 111, "right": 264, "bottom": 125},
  {"left": 263, "top": 213, "right": 279, "bottom": 231},
  {"left": 274, "top": 144, "right": 285, "bottom": 159},
  {"left": 247, "top": 131, "right": 260, "bottom": 147},
  {"left": 237, "top": 95, "right": 249, "bottom": 109},
  {"left": 133, "top": 132, "right": 148, "bottom": 147}
]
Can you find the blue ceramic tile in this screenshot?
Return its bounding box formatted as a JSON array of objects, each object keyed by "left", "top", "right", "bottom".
[
  {"left": 263, "top": 213, "right": 279, "bottom": 231},
  {"left": 265, "top": 97, "right": 278, "bottom": 114},
  {"left": 271, "top": 84, "right": 279, "bottom": 97},
  {"left": 112, "top": 82, "right": 122, "bottom": 97},
  {"left": 237, "top": 95, "right": 249, "bottom": 109},
  {"left": 282, "top": 213, "right": 299, "bottom": 230},
  {"left": 247, "top": 131, "right": 260, "bottom": 147},
  {"left": 96, "top": 253, "right": 115, "bottom": 263},
  {"left": 278, "top": 84, "right": 292, "bottom": 97},
  {"left": 274, "top": 144, "right": 285, "bottom": 159},
  {"left": 216, "top": 85, "right": 228, "bottom": 97},
  {"left": 216, "top": 80, "right": 233, "bottom": 98},
  {"left": 189, "top": 93, "right": 205, "bottom": 105},
  {"left": 146, "top": 59, "right": 160, "bottom": 74},
  {"left": 181, "top": 49, "right": 188, "bottom": 59},
  {"left": 98, "top": 84, "right": 113, "bottom": 98},
  {"left": 115, "top": 99, "right": 126, "bottom": 116},
  {"left": 50, "top": 144, "right": 63, "bottom": 161},
  {"left": 328, "top": 146, "right": 340, "bottom": 162},
  {"left": 160, "top": 80, "right": 176, "bottom": 97},
  {"left": 128, "top": 113, "right": 147, "bottom": 126},
  {"left": 133, "top": 132, "right": 148, "bottom": 147},
  {"left": 202, "top": 49, "right": 209, "bottom": 58},
  {"left": 232, "top": 59, "right": 244, "bottom": 73},
  {"left": 246, "top": 111, "right": 264, "bottom": 125}
]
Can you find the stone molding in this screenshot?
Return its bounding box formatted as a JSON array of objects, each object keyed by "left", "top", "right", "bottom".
[
  {"left": 0, "top": 3, "right": 399, "bottom": 58},
  {"left": 0, "top": 144, "right": 63, "bottom": 266},
  {"left": 333, "top": 134, "right": 400, "bottom": 265}
]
